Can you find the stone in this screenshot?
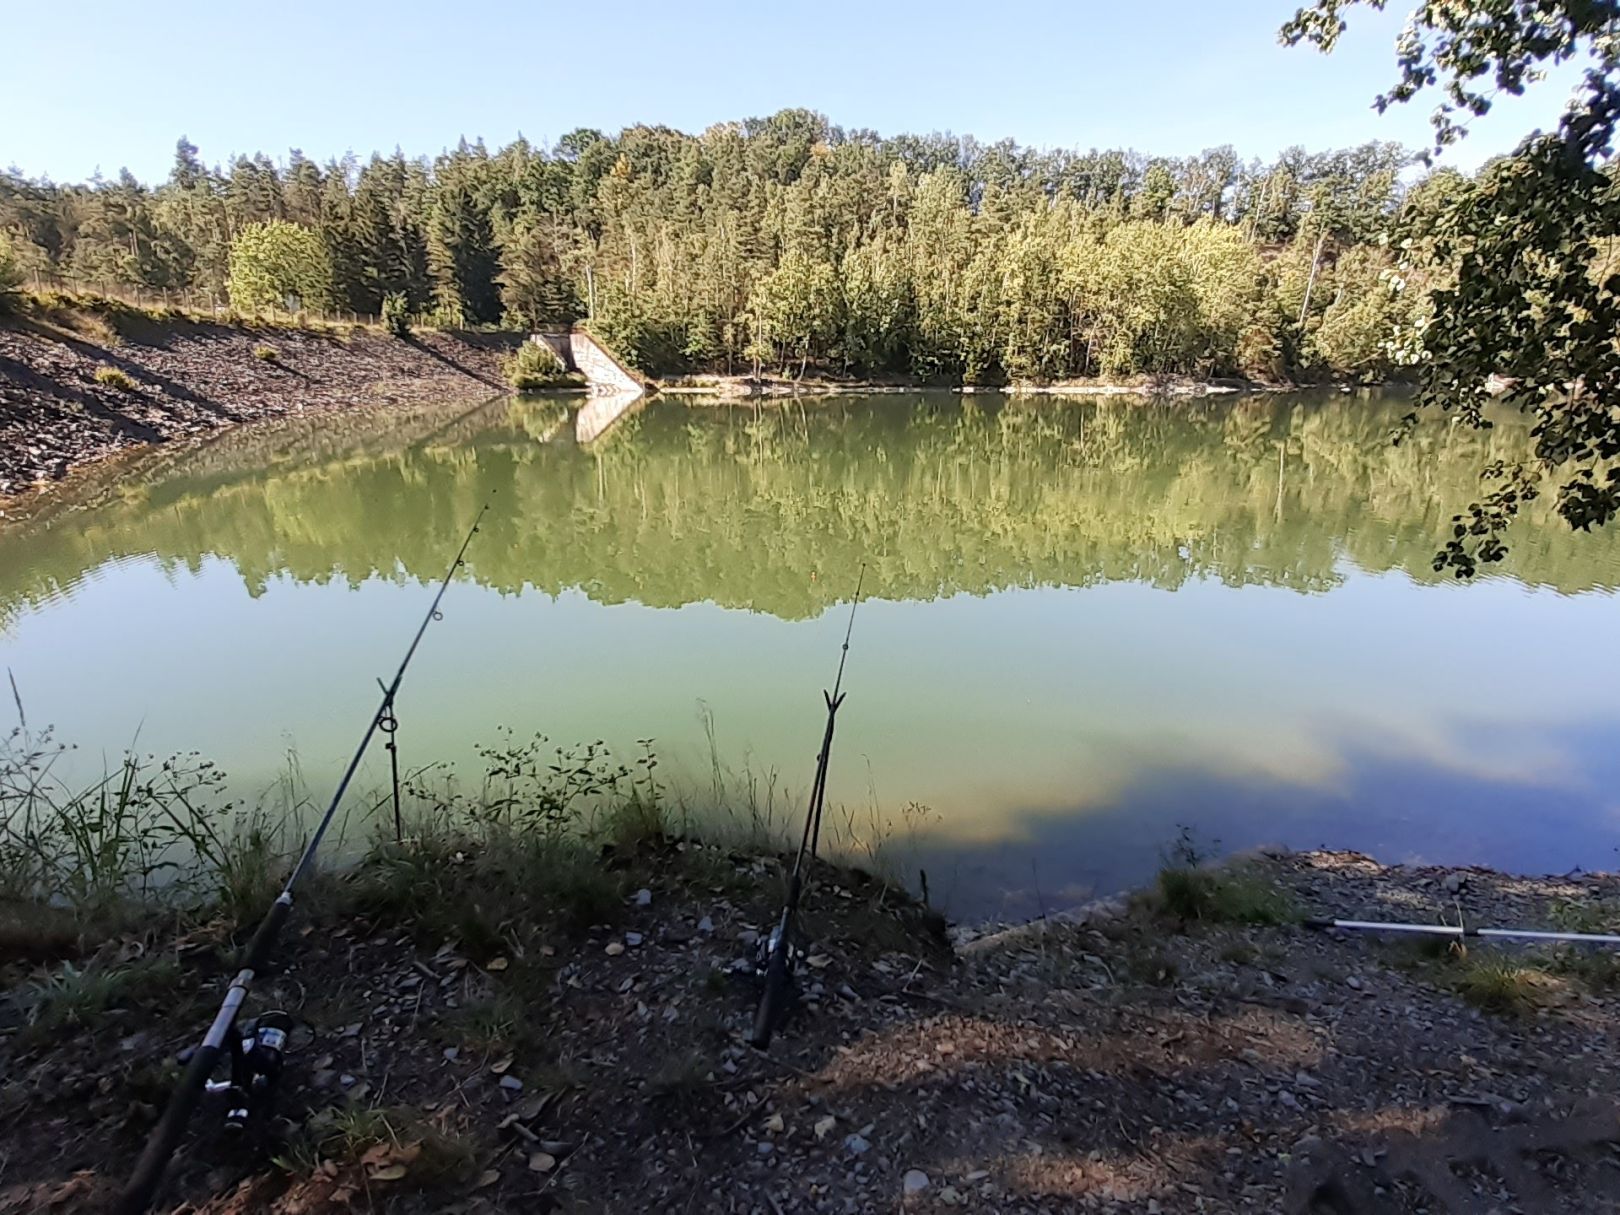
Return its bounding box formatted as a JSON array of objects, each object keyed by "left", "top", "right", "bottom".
[
  {"left": 499, "top": 1075, "right": 524, "bottom": 1092},
  {"left": 697, "top": 916, "right": 715, "bottom": 934},
  {"left": 903, "top": 1169, "right": 930, "bottom": 1195},
  {"left": 635, "top": 888, "right": 653, "bottom": 906},
  {"left": 844, "top": 1134, "right": 871, "bottom": 1156},
  {"left": 605, "top": 942, "right": 625, "bottom": 957},
  {"left": 1443, "top": 873, "right": 1466, "bottom": 894},
  {"left": 625, "top": 931, "right": 644, "bottom": 947}
]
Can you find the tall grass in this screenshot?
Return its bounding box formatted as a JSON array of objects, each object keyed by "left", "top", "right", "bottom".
[{"left": 1, "top": 708, "right": 933, "bottom": 956}]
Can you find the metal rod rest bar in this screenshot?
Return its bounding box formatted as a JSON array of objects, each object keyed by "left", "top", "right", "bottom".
[{"left": 1307, "top": 917, "right": 1620, "bottom": 946}]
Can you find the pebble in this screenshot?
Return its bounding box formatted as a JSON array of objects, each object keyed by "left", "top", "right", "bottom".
[
  {"left": 757, "top": 1141, "right": 773, "bottom": 1155},
  {"left": 625, "top": 931, "right": 644, "bottom": 947},
  {"left": 739, "top": 929, "right": 760, "bottom": 948},
  {"left": 1444, "top": 873, "right": 1466, "bottom": 894},
  {"left": 499, "top": 1075, "right": 524, "bottom": 1091},
  {"left": 844, "top": 1134, "right": 871, "bottom": 1156},
  {"left": 902, "top": 1169, "right": 930, "bottom": 1195},
  {"left": 1345, "top": 975, "right": 1363, "bottom": 990},
  {"left": 635, "top": 888, "right": 653, "bottom": 906},
  {"left": 442, "top": 1047, "right": 459, "bottom": 1063},
  {"left": 697, "top": 916, "right": 714, "bottom": 934},
  {"left": 605, "top": 942, "right": 625, "bottom": 957}
]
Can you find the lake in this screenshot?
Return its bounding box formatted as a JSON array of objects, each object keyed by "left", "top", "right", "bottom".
[{"left": 4, "top": 388, "right": 1619, "bottom": 921}]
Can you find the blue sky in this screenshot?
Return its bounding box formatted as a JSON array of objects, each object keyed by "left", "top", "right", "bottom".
[{"left": 4, "top": 0, "right": 1584, "bottom": 184}]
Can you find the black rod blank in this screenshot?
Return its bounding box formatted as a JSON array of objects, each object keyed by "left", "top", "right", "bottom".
[{"left": 116, "top": 500, "right": 490, "bottom": 1215}]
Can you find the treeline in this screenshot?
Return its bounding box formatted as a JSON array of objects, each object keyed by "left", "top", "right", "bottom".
[{"left": 0, "top": 111, "right": 1469, "bottom": 381}]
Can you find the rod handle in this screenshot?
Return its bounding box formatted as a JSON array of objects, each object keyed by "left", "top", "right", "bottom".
[{"left": 115, "top": 1041, "right": 222, "bottom": 1215}]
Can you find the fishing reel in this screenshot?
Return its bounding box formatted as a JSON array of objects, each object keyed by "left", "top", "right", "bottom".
[
  {"left": 753, "top": 922, "right": 803, "bottom": 982},
  {"left": 202, "top": 1010, "right": 291, "bottom": 1133},
  {"left": 749, "top": 922, "right": 805, "bottom": 1047}
]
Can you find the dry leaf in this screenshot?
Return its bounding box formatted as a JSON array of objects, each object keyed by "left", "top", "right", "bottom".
[
  {"left": 368, "top": 1163, "right": 408, "bottom": 1182},
  {"left": 764, "top": 1113, "right": 785, "bottom": 1133},
  {"left": 491, "top": 1055, "right": 514, "bottom": 1075},
  {"left": 528, "top": 1151, "right": 557, "bottom": 1172},
  {"left": 806, "top": 954, "right": 831, "bottom": 969},
  {"left": 358, "top": 1143, "right": 393, "bottom": 1168},
  {"left": 486, "top": 957, "right": 510, "bottom": 972},
  {"left": 813, "top": 1115, "right": 836, "bottom": 1141},
  {"left": 475, "top": 1169, "right": 501, "bottom": 1189}
]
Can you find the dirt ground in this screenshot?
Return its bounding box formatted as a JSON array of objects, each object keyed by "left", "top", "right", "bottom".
[
  {"left": 0, "top": 301, "right": 518, "bottom": 495},
  {"left": 3, "top": 847, "right": 1620, "bottom": 1214}
]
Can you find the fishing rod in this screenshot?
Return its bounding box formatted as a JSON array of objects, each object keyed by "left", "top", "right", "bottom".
[
  {"left": 750, "top": 564, "right": 865, "bottom": 1050},
  {"left": 116, "top": 500, "right": 491, "bottom": 1215},
  {"left": 1306, "top": 917, "right": 1620, "bottom": 946}
]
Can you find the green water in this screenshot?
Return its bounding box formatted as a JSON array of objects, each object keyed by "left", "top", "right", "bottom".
[{"left": 4, "top": 389, "right": 1619, "bottom": 917}]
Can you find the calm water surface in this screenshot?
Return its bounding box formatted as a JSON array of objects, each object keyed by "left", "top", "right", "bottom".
[{"left": 4, "top": 390, "right": 1619, "bottom": 919}]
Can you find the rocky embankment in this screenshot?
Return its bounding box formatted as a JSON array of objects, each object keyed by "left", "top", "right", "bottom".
[
  {"left": 0, "top": 300, "right": 520, "bottom": 495},
  {"left": 3, "top": 847, "right": 1620, "bottom": 1214}
]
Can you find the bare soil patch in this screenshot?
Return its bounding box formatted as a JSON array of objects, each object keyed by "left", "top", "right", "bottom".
[{"left": 4, "top": 849, "right": 1619, "bottom": 1213}]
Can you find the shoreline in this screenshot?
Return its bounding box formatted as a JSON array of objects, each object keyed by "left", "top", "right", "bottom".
[
  {"left": 656, "top": 373, "right": 1383, "bottom": 399},
  {"left": 0, "top": 299, "right": 520, "bottom": 498},
  {"left": 0, "top": 297, "right": 1391, "bottom": 501},
  {"left": 3, "top": 839, "right": 1617, "bottom": 1212}
]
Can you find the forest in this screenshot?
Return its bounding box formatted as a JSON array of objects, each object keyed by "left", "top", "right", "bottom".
[{"left": 0, "top": 110, "right": 1469, "bottom": 383}]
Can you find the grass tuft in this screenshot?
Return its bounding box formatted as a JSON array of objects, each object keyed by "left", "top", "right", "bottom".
[
  {"left": 1451, "top": 958, "right": 1552, "bottom": 1017},
  {"left": 22, "top": 954, "right": 181, "bottom": 1040},
  {"left": 252, "top": 345, "right": 278, "bottom": 362},
  {"left": 1155, "top": 866, "right": 1296, "bottom": 925},
  {"left": 92, "top": 365, "right": 137, "bottom": 391}
]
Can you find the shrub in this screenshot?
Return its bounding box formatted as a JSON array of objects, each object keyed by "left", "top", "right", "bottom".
[
  {"left": 382, "top": 292, "right": 412, "bottom": 337},
  {"left": 227, "top": 220, "right": 334, "bottom": 313},
  {"left": 93, "top": 366, "right": 137, "bottom": 391},
  {"left": 0, "top": 232, "right": 22, "bottom": 298},
  {"left": 1153, "top": 827, "right": 1295, "bottom": 925},
  {"left": 506, "top": 340, "right": 582, "bottom": 391},
  {"left": 252, "top": 345, "right": 278, "bottom": 362}
]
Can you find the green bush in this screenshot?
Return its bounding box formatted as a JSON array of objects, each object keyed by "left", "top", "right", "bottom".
[
  {"left": 506, "top": 340, "right": 583, "bottom": 391},
  {"left": 227, "top": 219, "right": 334, "bottom": 313},
  {"left": 0, "top": 232, "right": 22, "bottom": 296},
  {"left": 381, "top": 292, "right": 411, "bottom": 337}
]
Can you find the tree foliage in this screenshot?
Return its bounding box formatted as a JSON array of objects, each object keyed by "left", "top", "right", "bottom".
[
  {"left": 1284, "top": 0, "right": 1620, "bottom": 573},
  {"left": 226, "top": 219, "right": 334, "bottom": 312},
  {"left": 4, "top": 114, "right": 1434, "bottom": 380},
  {"left": 0, "top": 232, "right": 21, "bottom": 295}
]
